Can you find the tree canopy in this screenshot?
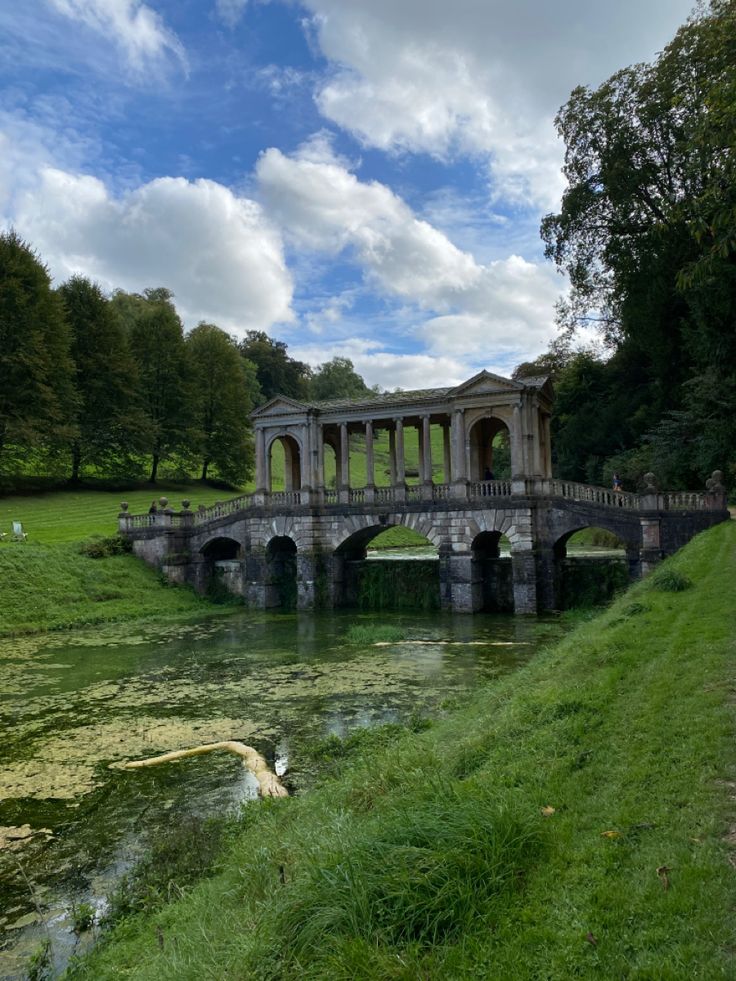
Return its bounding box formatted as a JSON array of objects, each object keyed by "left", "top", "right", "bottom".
[{"left": 540, "top": 0, "right": 736, "bottom": 489}]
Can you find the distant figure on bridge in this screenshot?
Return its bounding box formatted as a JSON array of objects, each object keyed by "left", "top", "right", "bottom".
[
  {"left": 484, "top": 467, "right": 494, "bottom": 481},
  {"left": 148, "top": 501, "right": 158, "bottom": 514},
  {"left": 612, "top": 472, "right": 623, "bottom": 493}
]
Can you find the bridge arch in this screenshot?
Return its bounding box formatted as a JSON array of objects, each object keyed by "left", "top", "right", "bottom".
[
  {"left": 330, "top": 511, "right": 447, "bottom": 556},
  {"left": 264, "top": 534, "right": 298, "bottom": 609},
  {"left": 200, "top": 536, "right": 242, "bottom": 561}
]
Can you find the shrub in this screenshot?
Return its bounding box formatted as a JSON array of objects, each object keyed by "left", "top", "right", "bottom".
[
  {"left": 650, "top": 568, "right": 692, "bottom": 592},
  {"left": 78, "top": 536, "right": 131, "bottom": 559}
]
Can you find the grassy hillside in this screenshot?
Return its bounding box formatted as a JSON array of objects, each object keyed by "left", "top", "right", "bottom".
[
  {"left": 0, "top": 544, "right": 222, "bottom": 637},
  {"left": 67, "top": 520, "right": 736, "bottom": 979}
]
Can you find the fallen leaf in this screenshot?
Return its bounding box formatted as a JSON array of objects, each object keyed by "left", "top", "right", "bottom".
[
  {"left": 541, "top": 805, "right": 556, "bottom": 817},
  {"left": 657, "top": 865, "right": 671, "bottom": 891},
  {"left": 586, "top": 932, "right": 598, "bottom": 946},
  {"left": 600, "top": 830, "right": 621, "bottom": 838}
]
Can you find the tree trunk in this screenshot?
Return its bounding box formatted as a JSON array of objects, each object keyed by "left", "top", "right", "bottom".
[
  {"left": 70, "top": 442, "right": 81, "bottom": 483},
  {"left": 201, "top": 459, "right": 209, "bottom": 481},
  {"left": 150, "top": 453, "right": 159, "bottom": 484}
]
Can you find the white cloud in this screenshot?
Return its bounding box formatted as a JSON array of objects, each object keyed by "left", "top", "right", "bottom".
[
  {"left": 299, "top": 0, "right": 695, "bottom": 209},
  {"left": 289, "top": 338, "right": 470, "bottom": 390},
  {"left": 257, "top": 140, "right": 560, "bottom": 354},
  {"left": 46, "top": 0, "right": 185, "bottom": 71},
  {"left": 13, "top": 168, "right": 294, "bottom": 332},
  {"left": 215, "top": 0, "right": 248, "bottom": 29}
]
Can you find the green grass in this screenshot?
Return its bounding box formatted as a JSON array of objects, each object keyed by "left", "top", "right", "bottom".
[
  {"left": 66, "top": 521, "right": 736, "bottom": 979},
  {"left": 0, "top": 483, "right": 234, "bottom": 545},
  {"left": 0, "top": 542, "right": 220, "bottom": 636}
]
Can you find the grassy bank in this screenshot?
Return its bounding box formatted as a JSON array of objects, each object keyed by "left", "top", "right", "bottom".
[
  {"left": 0, "top": 543, "right": 225, "bottom": 636},
  {"left": 67, "top": 520, "right": 736, "bottom": 979}
]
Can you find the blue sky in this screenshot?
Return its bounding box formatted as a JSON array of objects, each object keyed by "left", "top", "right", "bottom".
[{"left": 0, "top": 0, "right": 695, "bottom": 388}]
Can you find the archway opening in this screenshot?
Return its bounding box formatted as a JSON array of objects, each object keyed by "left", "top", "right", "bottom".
[
  {"left": 266, "top": 535, "right": 297, "bottom": 609},
  {"left": 269, "top": 435, "right": 302, "bottom": 492},
  {"left": 201, "top": 537, "right": 241, "bottom": 561},
  {"left": 468, "top": 417, "right": 512, "bottom": 481},
  {"left": 200, "top": 537, "right": 243, "bottom": 600},
  {"left": 334, "top": 524, "right": 439, "bottom": 610},
  {"left": 471, "top": 531, "right": 513, "bottom": 612},
  {"left": 553, "top": 527, "right": 628, "bottom": 609}
]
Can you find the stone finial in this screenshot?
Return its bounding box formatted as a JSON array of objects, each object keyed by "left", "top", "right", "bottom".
[
  {"left": 198, "top": 503, "right": 207, "bottom": 513},
  {"left": 708, "top": 470, "right": 725, "bottom": 494},
  {"left": 120, "top": 501, "right": 129, "bottom": 512},
  {"left": 159, "top": 496, "right": 169, "bottom": 508},
  {"left": 642, "top": 472, "right": 658, "bottom": 493},
  {"left": 181, "top": 500, "right": 191, "bottom": 511}
]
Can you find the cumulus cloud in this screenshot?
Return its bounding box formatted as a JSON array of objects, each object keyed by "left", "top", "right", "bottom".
[
  {"left": 299, "top": 0, "right": 694, "bottom": 208},
  {"left": 13, "top": 168, "right": 294, "bottom": 332},
  {"left": 289, "top": 338, "right": 471, "bottom": 390},
  {"left": 46, "top": 0, "right": 185, "bottom": 71},
  {"left": 257, "top": 140, "right": 560, "bottom": 356}
]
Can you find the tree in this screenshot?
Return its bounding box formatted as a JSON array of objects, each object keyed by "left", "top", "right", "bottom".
[
  {"left": 0, "top": 230, "right": 77, "bottom": 468},
  {"left": 186, "top": 323, "right": 261, "bottom": 483},
  {"left": 309, "top": 357, "right": 375, "bottom": 401},
  {"left": 541, "top": 0, "right": 736, "bottom": 486},
  {"left": 239, "top": 331, "right": 311, "bottom": 403},
  {"left": 118, "top": 289, "right": 191, "bottom": 483},
  {"left": 58, "top": 276, "right": 142, "bottom": 481}
]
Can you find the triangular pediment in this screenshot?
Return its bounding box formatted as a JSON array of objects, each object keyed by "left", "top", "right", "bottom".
[
  {"left": 251, "top": 395, "right": 310, "bottom": 418},
  {"left": 448, "top": 370, "right": 523, "bottom": 398}
]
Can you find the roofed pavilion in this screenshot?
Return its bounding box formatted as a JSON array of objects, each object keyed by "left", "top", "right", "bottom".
[{"left": 251, "top": 369, "right": 553, "bottom": 504}]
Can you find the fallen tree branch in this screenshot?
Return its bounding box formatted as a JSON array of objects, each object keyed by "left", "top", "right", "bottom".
[{"left": 117, "top": 741, "right": 288, "bottom": 797}]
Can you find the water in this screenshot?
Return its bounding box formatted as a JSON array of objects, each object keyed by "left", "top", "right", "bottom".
[{"left": 0, "top": 608, "right": 566, "bottom": 978}]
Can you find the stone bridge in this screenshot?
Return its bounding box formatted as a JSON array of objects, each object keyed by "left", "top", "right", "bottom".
[{"left": 119, "top": 371, "right": 729, "bottom": 613}]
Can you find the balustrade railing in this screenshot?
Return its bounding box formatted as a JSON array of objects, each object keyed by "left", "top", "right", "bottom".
[
  {"left": 550, "top": 480, "right": 638, "bottom": 509},
  {"left": 121, "top": 476, "right": 721, "bottom": 532},
  {"left": 468, "top": 479, "right": 512, "bottom": 499},
  {"left": 269, "top": 490, "right": 302, "bottom": 506}
]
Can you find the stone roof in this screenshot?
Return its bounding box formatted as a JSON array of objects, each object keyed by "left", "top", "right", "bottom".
[{"left": 306, "top": 386, "right": 452, "bottom": 411}]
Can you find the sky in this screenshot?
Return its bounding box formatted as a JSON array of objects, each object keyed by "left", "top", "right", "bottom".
[{"left": 0, "top": 0, "right": 696, "bottom": 389}]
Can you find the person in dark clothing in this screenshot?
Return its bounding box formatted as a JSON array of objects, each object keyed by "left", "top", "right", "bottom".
[
  {"left": 484, "top": 466, "right": 494, "bottom": 481},
  {"left": 148, "top": 501, "right": 158, "bottom": 514}
]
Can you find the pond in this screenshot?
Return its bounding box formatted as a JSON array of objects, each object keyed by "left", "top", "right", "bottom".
[{"left": 0, "top": 609, "right": 567, "bottom": 978}]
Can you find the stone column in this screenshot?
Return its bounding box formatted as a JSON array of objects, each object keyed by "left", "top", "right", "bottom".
[
  {"left": 511, "top": 547, "right": 538, "bottom": 614},
  {"left": 394, "top": 417, "right": 406, "bottom": 502},
  {"left": 339, "top": 423, "right": 350, "bottom": 503},
  {"left": 316, "top": 424, "right": 325, "bottom": 497},
  {"left": 451, "top": 409, "right": 467, "bottom": 498},
  {"left": 388, "top": 427, "right": 397, "bottom": 485},
  {"left": 639, "top": 518, "right": 662, "bottom": 575},
  {"left": 264, "top": 434, "right": 272, "bottom": 495},
  {"left": 364, "top": 419, "right": 375, "bottom": 503},
  {"left": 511, "top": 403, "right": 525, "bottom": 493},
  {"left": 442, "top": 420, "right": 451, "bottom": 484},
  {"left": 422, "top": 415, "right": 432, "bottom": 489},
  {"left": 255, "top": 427, "right": 266, "bottom": 493}
]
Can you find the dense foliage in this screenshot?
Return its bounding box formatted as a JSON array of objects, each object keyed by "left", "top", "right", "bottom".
[
  {"left": 0, "top": 234, "right": 374, "bottom": 486},
  {"left": 538, "top": 0, "right": 736, "bottom": 490}
]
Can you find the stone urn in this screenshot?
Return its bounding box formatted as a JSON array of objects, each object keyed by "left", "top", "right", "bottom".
[
  {"left": 159, "top": 496, "right": 169, "bottom": 508},
  {"left": 181, "top": 500, "right": 191, "bottom": 511},
  {"left": 120, "top": 501, "right": 129, "bottom": 512}
]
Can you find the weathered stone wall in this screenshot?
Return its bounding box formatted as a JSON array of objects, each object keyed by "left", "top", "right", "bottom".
[{"left": 121, "top": 493, "right": 729, "bottom": 614}]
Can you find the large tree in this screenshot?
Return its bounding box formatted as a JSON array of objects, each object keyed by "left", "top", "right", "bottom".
[
  {"left": 186, "top": 323, "right": 261, "bottom": 483},
  {"left": 309, "top": 357, "right": 375, "bottom": 402},
  {"left": 117, "top": 288, "right": 191, "bottom": 483},
  {"left": 541, "top": 0, "right": 736, "bottom": 487},
  {"left": 239, "top": 331, "right": 311, "bottom": 403},
  {"left": 0, "top": 230, "right": 77, "bottom": 468},
  {"left": 58, "top": 276, "right": 142, "bottom": 481}
]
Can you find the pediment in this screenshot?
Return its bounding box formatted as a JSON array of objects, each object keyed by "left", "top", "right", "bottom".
[
  {"left": 448, "top": 370, "right": 523, "bottom": 398},
  {"left": 251, "top": 395, "right": 309, "bottom": 418}
]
